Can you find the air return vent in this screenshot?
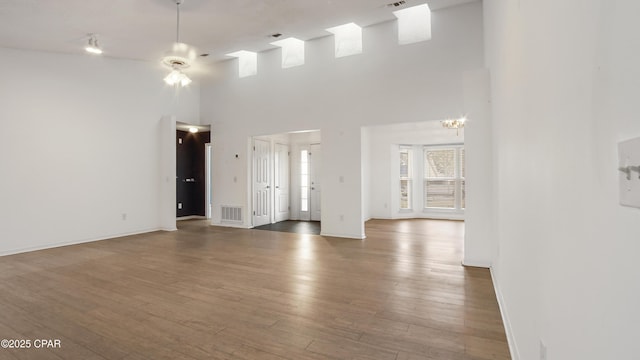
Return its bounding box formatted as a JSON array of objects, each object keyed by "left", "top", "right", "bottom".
[{"left": 221, "top": 206, "right": 243, "bottom": 223}]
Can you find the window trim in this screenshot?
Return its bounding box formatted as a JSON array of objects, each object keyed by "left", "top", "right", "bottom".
[
  {"left": 399, "top": 145, "right": 413, "bottom": 211},
  {"left": 423, "top": 144, "right": 465, "bottom": 212}
]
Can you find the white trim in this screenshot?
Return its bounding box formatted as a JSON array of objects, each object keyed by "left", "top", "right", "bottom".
[
  {"left": 391, "top": 213, "right": 464, "bottom": 221},
  {"left": 0, "top": 228, "right": 162, "bottom": 257},
  {"left": 461, "top": 259, "right": 490, "bottom": 268},
  {"left": 211, "top": 221, "right": 252, "bottom": 229},
  {"left": 320, "top": 232, "right": 366, "bottom": 240},
  {"left": 490, "top": 266, "right": 519, "bottom": 360},
  {"left": 177, "top": 215, "right": 207, "bottom": 221}
]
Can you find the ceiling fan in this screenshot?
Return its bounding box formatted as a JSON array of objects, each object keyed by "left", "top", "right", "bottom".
[{"left": 162, "top": 0, "right": 197, "bottom": 87}]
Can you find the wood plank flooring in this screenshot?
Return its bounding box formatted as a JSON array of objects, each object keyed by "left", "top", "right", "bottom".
[{"left": 0, "top": 219, "right": 510, "bottom": 359}]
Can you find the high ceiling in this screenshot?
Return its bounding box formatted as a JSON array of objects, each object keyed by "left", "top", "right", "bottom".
[{"left": 0, "top": 0, "right": 477, "bottom": 65}]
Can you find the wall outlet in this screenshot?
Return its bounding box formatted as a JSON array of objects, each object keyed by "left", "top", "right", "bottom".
[
  {"left": 540, "top": 340, "right": 547, "bottom": 360},
  {"left": 178, "top": 203, "right": 182, "bottom": 210}
]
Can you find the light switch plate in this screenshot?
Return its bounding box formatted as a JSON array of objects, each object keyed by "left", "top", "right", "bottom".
[{"left": 619, "top": 137, "right": 640, "bottom": 208}]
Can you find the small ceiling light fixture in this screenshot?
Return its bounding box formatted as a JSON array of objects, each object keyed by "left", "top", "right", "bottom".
[
  {"left": 162, "top": 0, "right": 195, "bottom": 87},
  {"left": 188, "top": 127, "right": 199, "bottom": 133},
  {"left": 441, "top": 117, "right": 466, "bottom": 135},
  {"left": 85, "top": 34, "right": 103, "bottom": 55}
]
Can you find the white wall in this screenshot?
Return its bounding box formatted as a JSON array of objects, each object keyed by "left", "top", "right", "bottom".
[
  {"left": 0, "top": 47, "right": 200, "bottom": 255},
  {"left": 363, "top": 120, "right": 464, "bottom": 220},
  {"left": 361, "top": 127, "right": 371, "bottom": 222},
  {"left": 484, "top": 0, "right": 640, "bottom": 359},
  {"left": 462, "top": 69, "right": 493, "bottom": 267},
  {"left": 201, "top": 2, "right": 486, "bottom": 239}
]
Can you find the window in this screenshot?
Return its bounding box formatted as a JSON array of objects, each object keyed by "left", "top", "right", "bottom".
[
  {"left": 325, "top": 23, "right": 363, "bottom": 58},
  {"left": 399, "top": 147, "right": 412, "bottom": 210},
  {"left": 424, "top": 146, "right": 465, "bottom": 210},
  {"left": 270, "top": 37, "right": 305, "bottom": 68},
  {"left": 393, "top": 3, "right": 432, "bottom": 45},
  {"left": 226, "top": 50, "right": 258, "bottom": 78},
  {"left": 300, "top": 150, "right": 309, "bottom": 212},
  {"left": 460, "top": 148, "right": 465, "bottom": 209}
]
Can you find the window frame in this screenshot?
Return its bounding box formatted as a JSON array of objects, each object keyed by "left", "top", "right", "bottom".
[
  {"left": 399, "top": 146, "right": 413, "bottom": 211},
  {"left": 423, "top": 145, "right": 465, "bottom": 212}
]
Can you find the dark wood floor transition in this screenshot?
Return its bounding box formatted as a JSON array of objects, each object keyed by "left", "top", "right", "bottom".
[
  {"left": 0, "top": 219, "right": 510, "bottom": 360},
  {"left": 254, "top": 220, "right": 321, "bottom": 235}
]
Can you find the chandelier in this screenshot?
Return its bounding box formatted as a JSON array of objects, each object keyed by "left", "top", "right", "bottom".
[{"left": 441, "top": 117, "right": 466, "bottom": 135}]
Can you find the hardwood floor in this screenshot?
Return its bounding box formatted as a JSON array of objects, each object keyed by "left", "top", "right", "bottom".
[{"left": 0, "top": 219, "right": 510, "bottom": 360}]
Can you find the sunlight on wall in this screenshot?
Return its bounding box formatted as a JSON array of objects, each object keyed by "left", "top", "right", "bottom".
[
  {"left": 270, "top": 37, "right": 305, "bottom": 68},
  {"left": 393, "top": 4, "right": 432, "bottom": 45},
  {"left": 226, "top": 50, "right": 258, "bottom": 78},
  {"left": 326, "top": 23, "right": 363, "bottom": 58}
]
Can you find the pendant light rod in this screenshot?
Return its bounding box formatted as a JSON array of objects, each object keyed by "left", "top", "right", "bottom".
[{"left": 175, "top": 0, "right": 183, "bottom": 43}]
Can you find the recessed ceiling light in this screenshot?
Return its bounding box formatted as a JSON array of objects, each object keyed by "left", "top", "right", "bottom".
[
  {"left": 200, "top": 53, "right": 210, "bottom": 57},
  {"left": 271, "top": 33, "right": 283, "bottom": 38},
  {"left": 189, "top": 127, "right": 199, "bottom": 133}
]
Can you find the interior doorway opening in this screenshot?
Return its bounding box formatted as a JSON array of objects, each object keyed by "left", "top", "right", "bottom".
[
  {"left": 251, "top": 129, "right": 321, "bottom": 230},
  {"left": 176, "top": 122, "right": 211, "bottom": 221}
]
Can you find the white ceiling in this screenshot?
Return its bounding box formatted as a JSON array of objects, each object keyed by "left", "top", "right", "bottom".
[{"left": 0, "top": 0, "right": 477, "bottom": 66}]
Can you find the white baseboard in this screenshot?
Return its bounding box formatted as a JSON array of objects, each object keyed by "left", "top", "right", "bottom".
[
  {"left": 370, "top": 215, "right": 465, "bottom": 221},
  {"left": 320, "top": 232, "right": 366, "bottom": 240},
  {"left": 212, "top": 222, "right": 251, "bottom": 229},
  {"left": 462, "top": 258, "right": 491, "bottom": 268},
  {"left": 0, "top": 228, "right": 162, "bottom": 257},
  {"left": 490, "top": 266, "right": 519, "bottom": 360}
]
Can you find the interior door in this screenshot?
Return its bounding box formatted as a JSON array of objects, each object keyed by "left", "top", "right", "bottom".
[
  {"left": 253, "top": 139, "right": 271, "bottom": 226},
  {"left": 274, "top": 143, "right": 290, "bottom": 222},
  {"left": 310, "top": 143, "right": 322, "bottom": 222}
]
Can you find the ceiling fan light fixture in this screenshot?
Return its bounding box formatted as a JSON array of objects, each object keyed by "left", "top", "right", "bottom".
[
  {"left": 164, "top": 67, "right": 192, "bottom": 87},
  {"left": 85, "top": 35, "right": 102, "bottom": 55},
  {"left": 162, "top": 0, "right": 195, "bottom": 87}
]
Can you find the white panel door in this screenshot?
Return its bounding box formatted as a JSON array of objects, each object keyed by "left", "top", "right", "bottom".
[
  {"left": 310, "top": 143, "right": 322, "bottom": 222},
  {"left": 253, "top": 139, "right": 271, "bottom": 226},
  {"left": 274, "top": 143, "right": 290, "bottom": 222}
]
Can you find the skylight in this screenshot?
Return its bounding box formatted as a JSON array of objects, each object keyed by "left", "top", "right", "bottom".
[
  {"left": 270, "top": 37, "right": 305, "bottom": 68},
  {"left": 226, "top": 50, "right": 258, "bottom": 78},
  {"left": 393, "top": 4, "right": 432, "bottom": 45},
  {"left": 325, "top": 23, "right": 363, "bottom": 58}
]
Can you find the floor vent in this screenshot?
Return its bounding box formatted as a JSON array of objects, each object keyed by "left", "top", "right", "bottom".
[{"left": 221, "top": 206, "right": 243, "bottom": 223}]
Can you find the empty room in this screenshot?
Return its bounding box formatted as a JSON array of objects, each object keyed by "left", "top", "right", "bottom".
[{"left": 1, "top": 0, "right": 639, "bottom": 359}]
